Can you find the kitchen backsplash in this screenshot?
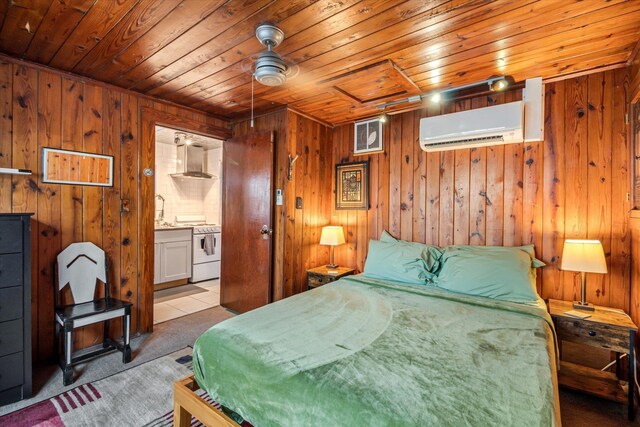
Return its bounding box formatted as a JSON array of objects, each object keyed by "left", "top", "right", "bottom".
[{"left": 155, "top": 141, "right": 221, "bottom": 224}]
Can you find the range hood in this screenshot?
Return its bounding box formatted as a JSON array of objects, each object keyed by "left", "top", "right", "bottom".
[{"left": 171, "top": 144, "right": 213, "bottom": 179}]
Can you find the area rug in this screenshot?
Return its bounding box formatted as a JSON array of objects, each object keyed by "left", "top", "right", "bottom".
[{"left": 0, "top": 348, "right": 229, "bottom": 427}]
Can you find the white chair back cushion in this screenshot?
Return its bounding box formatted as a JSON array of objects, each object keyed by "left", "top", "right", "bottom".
[{"left": 57, "top": 242, "right": 107, "bottom": 304}]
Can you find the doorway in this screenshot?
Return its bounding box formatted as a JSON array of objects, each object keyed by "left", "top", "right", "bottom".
[{"left": 152, "top": 124, "right": 224, "bottom": 325}]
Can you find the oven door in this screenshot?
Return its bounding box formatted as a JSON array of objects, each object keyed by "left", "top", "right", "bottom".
[{"left": 193, "top": 233, "right": 219, "bottom": 264}]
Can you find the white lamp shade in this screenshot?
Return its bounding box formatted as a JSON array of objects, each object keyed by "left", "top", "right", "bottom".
[
  {"left": 560, "top": 239, "right": 607, "bottom": 274},
  {"left": 320, "top": 226, "right": 345, "bottom": 246}
]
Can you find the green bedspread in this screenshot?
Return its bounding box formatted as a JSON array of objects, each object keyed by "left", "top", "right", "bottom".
[{"left": 193, "top": 275, "right": 560, "bottom": 427}]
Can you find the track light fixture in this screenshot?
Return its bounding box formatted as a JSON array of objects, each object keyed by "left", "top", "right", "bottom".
[
  {"left": 376, "top": 76, "right": 511, "bottom": 111},
  {"left": 489, "top": 78, "right": 509, "bottom": 92}
]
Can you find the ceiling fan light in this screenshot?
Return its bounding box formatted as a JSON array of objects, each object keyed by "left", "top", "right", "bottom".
[{"left": 254, "top": 50, "right": 288, "bottom": 86}]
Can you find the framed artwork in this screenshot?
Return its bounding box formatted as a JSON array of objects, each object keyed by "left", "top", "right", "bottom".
[
  {"left": 335, "top": 161, "right": 369, "bottom": 210},
  {"left": 42, "top": 147, "right": 114, "bottom": 187},
  {"left": 354, "top": 118, "right": 383, "bottom": 155}
]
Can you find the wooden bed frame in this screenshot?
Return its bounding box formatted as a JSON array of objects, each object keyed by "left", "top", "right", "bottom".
[{"left": 173, "top": 375, "right": 241, "bottom": 427}]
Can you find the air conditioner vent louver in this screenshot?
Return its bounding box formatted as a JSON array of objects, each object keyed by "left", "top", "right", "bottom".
[
  {"left": 426, "top": 135, "right": 504, "bottom": 148},
  {"left": 420, "top": 101, "right": 523, "bottom": 152}
]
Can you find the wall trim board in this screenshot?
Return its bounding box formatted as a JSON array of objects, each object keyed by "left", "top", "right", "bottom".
[
  {"left": 140, "top": 107, "right": 231, "bottom": 140},
  {"left": 542, "top": 62, "right": 627, "bottom": 84},
  {"left": 285, "top": 107, "right": 333, "bottom": 128},
  {"left": 0, "top": 53, "right": 231, "bottom": 123},
  {"left": 627, "top": 38, "right": 640, "bottom": 67},
  {"left": 231, "top": 106, "right": 333, "bottom": 129},
  {"left": 231, "top": 106, "right": 289, "bottom": 129}
]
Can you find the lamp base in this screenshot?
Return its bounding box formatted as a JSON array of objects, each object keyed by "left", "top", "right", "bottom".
[
  {"left": 326, "top": 264, "right": 339, "bottom": 269},
  {"left": 573, "top": 301, "right": 595, "bottom": 311}
]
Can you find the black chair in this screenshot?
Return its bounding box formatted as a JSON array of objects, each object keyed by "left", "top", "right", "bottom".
[{"left": 54, "top": 242, "right": 132, "bottom": 386}]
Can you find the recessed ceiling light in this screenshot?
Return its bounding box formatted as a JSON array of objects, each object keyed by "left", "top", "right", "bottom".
[{"left": 497, "top": 58, "right": 506, "bottom": 67}]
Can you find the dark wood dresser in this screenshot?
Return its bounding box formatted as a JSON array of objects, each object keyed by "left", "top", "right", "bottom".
[{"left": 0, "top": 213, "right": 32, "bottom": 405}]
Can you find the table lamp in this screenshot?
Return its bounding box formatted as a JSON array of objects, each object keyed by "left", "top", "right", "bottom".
[
  {"left": 560, "top": 239, "right": 607, "bottom": 311},
  {"left": 320, "top": 225, "right": 345, "bottom": 268}
]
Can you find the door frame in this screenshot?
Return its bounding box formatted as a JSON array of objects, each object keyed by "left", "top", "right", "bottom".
[{"left": 139, "top": 107, "right": 230, "bottom": 332}]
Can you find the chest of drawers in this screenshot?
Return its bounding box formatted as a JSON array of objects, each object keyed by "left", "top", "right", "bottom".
[{"left": 0, "top": 213, "right": 32, "bottom": 405}]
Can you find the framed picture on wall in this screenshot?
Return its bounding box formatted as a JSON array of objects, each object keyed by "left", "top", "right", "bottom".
[
  {"left": 335, "top": 161, "right": 369, "bottom": 210},
  {"left": 42, "top": 147, "right": 114, "bottom": 187},
  {"left": 354, "top": 118, "right": 383, "bottom": 155}
]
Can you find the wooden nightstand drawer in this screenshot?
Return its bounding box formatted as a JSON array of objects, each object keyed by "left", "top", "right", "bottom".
[
  {"left": 306, "top": 266, "right": 355, "bottom": 291},
  {"left": 555, "top": 317, "right": 630, "bottom": 353},
  {"left": 308, "top": 274, "right": 332, "bottom": 288}
]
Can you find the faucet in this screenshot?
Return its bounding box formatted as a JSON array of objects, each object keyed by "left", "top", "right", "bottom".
[{"left": 155, "top": 194, "right": 165, "bottom": 223}]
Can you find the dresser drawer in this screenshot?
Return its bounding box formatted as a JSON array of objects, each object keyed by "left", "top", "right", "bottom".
[
  {"left": 0, "top": 352, "right": 23, "bottom": 392},
  {"left": 307, "top": 274, "right": 334, "bottom": 288},
  {"left": 0, "top": 220, "right": 22, "bottom": 254},
  {"left": 0, "top": 287, "right": 22, "bottom": 322},
  {"left": 0, "top": 319, "right": 22, "bottom": 357},
  {"left": 555, "top": 318, "right": 631, "bottom": 353},
  {"left": 0, "top": 254, "right": 22, "bottom": 289}
]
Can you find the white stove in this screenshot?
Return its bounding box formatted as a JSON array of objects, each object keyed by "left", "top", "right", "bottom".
[
  {"left": 175, "top": 216, "right": 221, "bottom": 282},
  {"left": 193, "top": 224, "right": 221, "bottom": 234}
]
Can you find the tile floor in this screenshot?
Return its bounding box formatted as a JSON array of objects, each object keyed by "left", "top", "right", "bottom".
[{"left": 153, "top": 279, "right": 220, "bottom": 324}]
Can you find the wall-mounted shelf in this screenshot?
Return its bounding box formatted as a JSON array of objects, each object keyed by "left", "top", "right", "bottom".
[{"left": 0, "top": 167, "right": 32, "bottom": 175}]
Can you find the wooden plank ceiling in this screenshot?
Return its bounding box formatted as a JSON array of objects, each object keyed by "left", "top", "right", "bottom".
[{"left": 0, "top": 0, "right": 638, "bottom": 125}]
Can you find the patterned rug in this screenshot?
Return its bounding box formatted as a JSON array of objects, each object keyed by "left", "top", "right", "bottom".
[{"left": 0, "top": 348, "right": 229, "bottom": 427}]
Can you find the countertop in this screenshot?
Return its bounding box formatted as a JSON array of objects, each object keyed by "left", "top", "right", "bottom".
[{"left": 154, "top": 225, "right": 193, "bottom": 231}]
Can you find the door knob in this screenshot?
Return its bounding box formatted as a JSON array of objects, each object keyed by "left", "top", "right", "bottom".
[{"left": 260, "top": 225, "right": 273, "bottom": 240}]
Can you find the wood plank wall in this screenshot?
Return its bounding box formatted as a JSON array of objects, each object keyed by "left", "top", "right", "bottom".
[
  {"left": 0, "top": 59, "right": 228, "bottom": 362},
  {"left": 628, "top": 48, "right": 640, "bottom": 327},
  {"left": 232, "top": 109, "right": 332, "bottom": 299},
  {"left": 330, "top": 69, "right": 631, "bottom": 312}
]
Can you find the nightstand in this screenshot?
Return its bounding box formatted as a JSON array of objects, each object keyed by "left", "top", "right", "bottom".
[
  {"left": 548, "top": 299, "right": 638, "bottom": 420},
  {"left": 306, "top": 266, "right": 355, "bottom": 290}
]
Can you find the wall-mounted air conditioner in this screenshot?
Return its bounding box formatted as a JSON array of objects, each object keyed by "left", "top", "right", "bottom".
[{"left": 419, "top": 101, "right": 523, "bottom": 152}]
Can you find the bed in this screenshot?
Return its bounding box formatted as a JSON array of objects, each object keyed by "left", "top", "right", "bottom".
[{"left": 176, "top": 273, "right": 561, "bottom": 426}]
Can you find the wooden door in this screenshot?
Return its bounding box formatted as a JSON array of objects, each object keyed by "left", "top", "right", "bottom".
[{"left": 221, "top": 131, "right": 274, "bottom": 313}]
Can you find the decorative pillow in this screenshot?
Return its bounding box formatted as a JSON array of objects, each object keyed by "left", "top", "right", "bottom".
[
  {"left": 363, "top": 239, "right": 434, "bottom": 285},
  {"left": 433, "top": 245, "right": 545, "bottom": 303},
  {"left": 379, "top": 230, "right": 443, "bottom": 272}
]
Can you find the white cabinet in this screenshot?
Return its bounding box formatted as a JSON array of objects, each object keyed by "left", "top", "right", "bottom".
[
  {"left": 154, "top": 229, "right": 192, "bottom": 285},
  {"left": 161, "top": 241, "right": 192, "bottom": 281}
]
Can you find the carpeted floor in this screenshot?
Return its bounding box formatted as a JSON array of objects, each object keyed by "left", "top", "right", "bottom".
[
  {"left": 0, "top": 348, "right": 198, "bottom": 427},
  {"left": 0, "top": 304, "right": 638, "bottom": 426},
  {"left": 0, "top": 306, "right": 233, "bottom": 417}
]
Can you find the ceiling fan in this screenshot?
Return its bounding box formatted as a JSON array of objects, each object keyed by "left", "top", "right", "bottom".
[
  {"left": 241, "top": 24, "right": 300, "bottom": 127},
  {"left": 241, "top": 24, "right": 299, "bottom": 87}
]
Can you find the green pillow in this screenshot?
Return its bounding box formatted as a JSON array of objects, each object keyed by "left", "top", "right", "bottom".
[
  {"left": 434, "top": 245, "right": 544, "bottom": 304},
  {"left": 363, "top": 239, "right": 433, "bottom": 285},
  {"left": 379, "top": 230, "right": 443, "bottom": 272}
]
